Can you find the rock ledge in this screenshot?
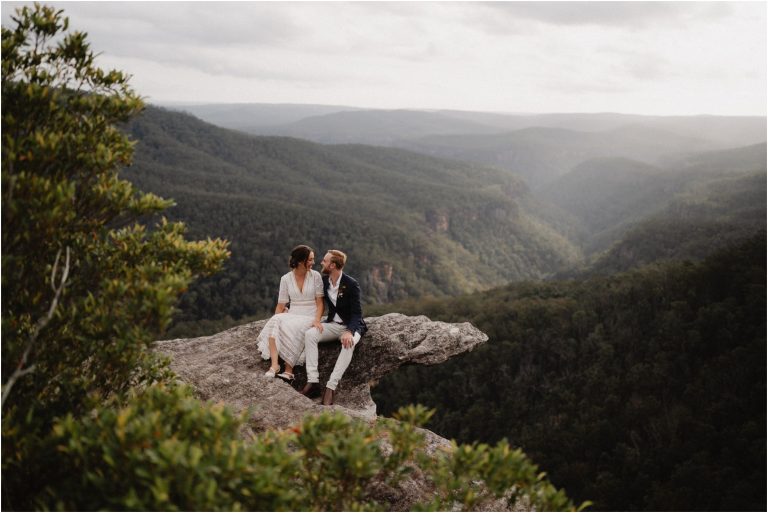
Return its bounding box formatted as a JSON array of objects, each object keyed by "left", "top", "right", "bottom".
[{"left": 154, "top": 313, "right": 487, "bottom": 435}]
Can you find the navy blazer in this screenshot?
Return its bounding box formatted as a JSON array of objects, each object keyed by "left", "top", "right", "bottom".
[{"left": 323, "top": 273, "right": 367, "bottom": 338}]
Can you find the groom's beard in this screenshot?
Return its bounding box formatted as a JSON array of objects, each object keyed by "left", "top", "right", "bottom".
[{"left": 321, "top": 265, "right": 331, "bottom": 275}]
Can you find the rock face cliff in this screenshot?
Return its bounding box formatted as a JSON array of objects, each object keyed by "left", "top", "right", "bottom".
[
  {"left": 154, "top": 313, "right": 493, "bottom": 510},
  {"left": 154, "top": 313, "right": 487, "bottom": 436}
]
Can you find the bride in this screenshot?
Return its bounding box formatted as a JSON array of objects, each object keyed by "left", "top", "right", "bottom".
[{"left": 257, "top": 244, "right": 324, "bottom": 382}]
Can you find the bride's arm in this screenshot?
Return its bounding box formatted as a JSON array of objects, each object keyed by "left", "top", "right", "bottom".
[
  {"left": 314, "top": 296, "right": 324, "bottom": 323},
  {"left": 312, "top": 272, "right": 325, "bottom": 331},
  {"left": 275, "top": 275, "right": 289, "bottom": 314},
  {"left": 311, "top": 298, "right": 325, "bottom": 333}
]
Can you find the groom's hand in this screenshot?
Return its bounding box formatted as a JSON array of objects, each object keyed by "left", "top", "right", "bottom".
[{"left": 341, "top": 330, "right": 354, "bottom": 348}]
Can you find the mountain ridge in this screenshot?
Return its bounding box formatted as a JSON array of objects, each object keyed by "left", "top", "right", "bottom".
[
  {"left": 165, "top": 102, "right": 765, "bottom": 190},
  {"left": 121, "top": 106, "right": 582, "bottom": 326},
  {"left": 125, "top": 106, "right": 765, "bottom": 334}
]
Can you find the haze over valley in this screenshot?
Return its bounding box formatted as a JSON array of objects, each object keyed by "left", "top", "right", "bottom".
[{"left": 172, "top": 103, "right": 766, "bottom": 189}]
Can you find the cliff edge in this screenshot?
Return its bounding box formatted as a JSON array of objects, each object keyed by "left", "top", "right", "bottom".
[{"left": 154, "top": 313, "right": 487, "bottom": 435}]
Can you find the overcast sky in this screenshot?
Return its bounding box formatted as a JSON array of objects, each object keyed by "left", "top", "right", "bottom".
[{"left": 2, "top": 1, "right": 766, "bottom": 116}]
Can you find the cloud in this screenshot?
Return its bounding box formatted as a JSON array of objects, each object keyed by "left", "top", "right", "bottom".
[
  {"left": 63, "top": 2, "right": 303, "bottom": 48},
  {"left": 1, "top": 1, "right": 764, "bottom": 116},
  {"left": 603, "top": 50, "right": 678, "bottom": 82},
  {"left": 479, "top": 1, "right": 733, "bottom": 29}
]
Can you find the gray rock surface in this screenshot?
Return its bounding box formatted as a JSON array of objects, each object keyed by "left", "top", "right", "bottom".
[
  {"left": 153, "top": 313, "right": 494, "bottom": 509},
  {"left": 154, "top": 313, "right": 487, "bottom": 435}
]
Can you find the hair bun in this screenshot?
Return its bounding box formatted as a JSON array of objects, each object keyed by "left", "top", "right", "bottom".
[{"left": 289, "top": 244, "right": 313, "bottom": 268}]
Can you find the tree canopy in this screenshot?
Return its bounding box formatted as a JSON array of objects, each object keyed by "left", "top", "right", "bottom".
[
  {"left": 371, "top": 236, "right": 766, "bottom": 510},
  {"left": 1, "top": 4, "right": 228, "bottom": 506}
]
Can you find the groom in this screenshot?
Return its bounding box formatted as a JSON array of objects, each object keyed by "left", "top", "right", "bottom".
[{"left": 300, "top": 249, "right": 367, "bottom": 405}]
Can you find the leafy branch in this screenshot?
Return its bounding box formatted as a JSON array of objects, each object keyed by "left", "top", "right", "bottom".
[{"left": 2, "top": 246, "right": 70, "bottom": 408}]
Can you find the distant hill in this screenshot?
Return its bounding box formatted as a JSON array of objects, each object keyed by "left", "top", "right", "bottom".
[
  {"left": 540, "top": 157, "right": 668, "bottom": 241},
  {"left": 437, "top": 111, "right": 767, "bottom": 148},
  {"left": 246, "top": 109, "right": 504, "bottom": 145},
  {"left": 591, "top": 170, "right": 766, "bottom": 273},
  {"left": 121, "top": 106, "right": 581, "bottom": 326},
  {"left": 538, "top": 143, "right": 766, "bottom": 272},
  {"left": 167, "top": 104, "right": 765, "bottom": 190},
  {"left": 630, "top": 115, "right": 766, "bottom": 149},
  {"left": 165, "top": 102, "right": 360, "bottom": 130},
  {"left": 543, "top": 157, "right": 661, "bottom": 207},
  {"left": 397, "top": 125, "right": 715, "bottom": 188},
  {"left": 175, "top": 103, "right": 766, "bottom": 151},
  {"left": 659, "top": 141, "right": 768, "bottom": 173},
  {"left": 435, "top": 110, "right": 648, "bottom": 132}
]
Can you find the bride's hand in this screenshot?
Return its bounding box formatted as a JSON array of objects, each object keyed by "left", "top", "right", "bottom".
[{"left": 313, "top": 320, "right": 324, "bottom": 333}]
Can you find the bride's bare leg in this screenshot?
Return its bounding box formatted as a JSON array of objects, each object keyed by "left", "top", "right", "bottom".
[
  {"left": 284, "top": 363, "right": 294, "bottom": 375},
  {"left": 268, "top": 337, "right": 279, "bottom": 370}
]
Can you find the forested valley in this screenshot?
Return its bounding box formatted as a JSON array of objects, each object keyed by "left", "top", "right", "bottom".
[
  {"left": 121, "top": 104, "right": 765, "bottom": 511},
  {"left": 121, "top": 106, "right": 583, "bottom": 335},
  {"left": 370, "top": 236, "right": 766, "bottom": 510},
  {"left": 123, "top": 106, "right": 765, "bottom": 340}
]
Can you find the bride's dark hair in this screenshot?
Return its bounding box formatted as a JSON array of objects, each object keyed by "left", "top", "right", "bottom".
[{"left": 289, "top": 244, "right": 314, "bottom": 269}]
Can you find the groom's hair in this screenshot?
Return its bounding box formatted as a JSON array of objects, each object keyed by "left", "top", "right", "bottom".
[{"left": 328, "top": 249, "right": 347, "bottom": 270}]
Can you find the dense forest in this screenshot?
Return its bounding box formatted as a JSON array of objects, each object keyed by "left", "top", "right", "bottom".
[
  {"left": 120, "top": 106, "right": 581, "bottom": 330},
  {"left": 120, "top": 106, "right": 766, "bottom": 339},
  {"left": 135, "top": 99, "right": 768, "bottom": 508},
  {"left": 370, "top": 236, "right": 766, "bottom": 511},
  {"left": 124, "top": 103, "right": 766, "bottom": 511}
]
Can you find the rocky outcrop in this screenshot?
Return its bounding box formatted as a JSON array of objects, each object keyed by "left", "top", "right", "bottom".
[
  {"left": 364, "top": 264, "right": 395, "bottom": 302},
  {"left": 154, "top": 313, "right": 487, "bottom": 437},
  {"left": 426, "top": 209, "right": 450, "bottom": 232},
  {"left": 153, "top": 313, "right": 509, "bottom": 510}
]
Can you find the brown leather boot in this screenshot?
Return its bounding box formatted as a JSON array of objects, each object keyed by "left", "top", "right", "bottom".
[
  {"left": 322, "top": 387, "right": 335, "bottom": 406},
  {"left": 300, "top": 382, "right": 322, "bottom": 399}
]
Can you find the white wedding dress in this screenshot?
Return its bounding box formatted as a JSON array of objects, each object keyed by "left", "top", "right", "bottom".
[{"left": 257, "top": 269, "right": 323, "bottom": 366}]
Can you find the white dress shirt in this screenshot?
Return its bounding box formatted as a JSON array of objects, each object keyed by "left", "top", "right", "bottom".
[
  {"left": 327, "top": 271, "right": 361, "bottom": 344},
  {"left": 327, "top": 272, "right": 343, "bottom": 322}
]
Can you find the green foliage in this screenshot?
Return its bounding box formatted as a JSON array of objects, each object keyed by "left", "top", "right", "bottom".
[
  {"left": 43, "top": 384, "right": 301, "bottom": 511},
  {"left": 425, "top": 439, "right": 590, "bottom": 512},
  {"left": 290, "top": 405, "right": 427, "bottom": 511},
  {"left": 31, "top": 384, "right": 581, "bottom": 511},
  {"left": 1, "top": 5, "right": 228, "bottom": 507},
  {"left": 372, "top": 236, "right": 766, "bottom": 510}
]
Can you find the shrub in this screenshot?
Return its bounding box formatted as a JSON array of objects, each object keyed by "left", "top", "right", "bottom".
[
  {"left": 41, "top": 385, "right": 584, "bottom": 511},
  {"left": 2, "top": 4, "right": 228, "bottom": 507}
]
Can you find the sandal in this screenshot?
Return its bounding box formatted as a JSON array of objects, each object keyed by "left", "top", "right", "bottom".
[
  {"left": 264, "top": 365, "right": 280, "bottom": 378},
  {"left": 277, "top": 372, "right": 295, "bottom": 383}
]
